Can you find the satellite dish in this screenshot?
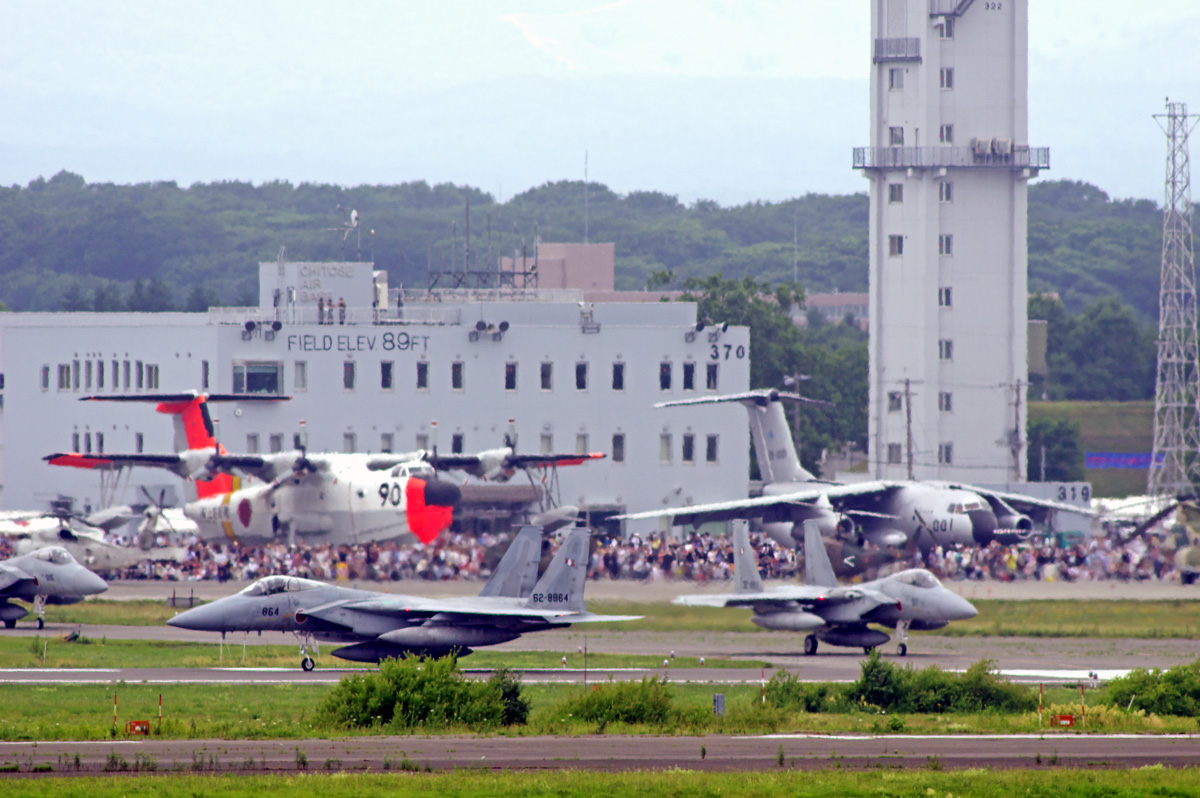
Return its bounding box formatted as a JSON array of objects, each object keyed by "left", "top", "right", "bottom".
[{"left": 350, "top": 210, "right": 359, "bottom": 227}]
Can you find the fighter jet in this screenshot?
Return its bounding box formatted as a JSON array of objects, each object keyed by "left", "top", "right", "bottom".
[
  {"left": 0, "top": 546, "right": 109, "bottom": 629},
  {"left": 619, "top": 390, "right": 1086, "bottom": 553},
  {"left": 675, "top": 521, "right": 977, "bottom": 656},
  {"left": 167, "top": 527, "right": 637, "bottom": 669}
]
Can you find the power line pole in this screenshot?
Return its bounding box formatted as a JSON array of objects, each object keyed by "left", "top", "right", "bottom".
[
  {"left": 1150, "top": 100, "right": 1200, "bottom": 497},
  {"left": 904, "top": 378, "right": 914, "bottom": 481}
]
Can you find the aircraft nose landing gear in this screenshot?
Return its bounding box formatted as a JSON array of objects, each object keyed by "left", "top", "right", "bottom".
[
  {"left": 296, "top": 632, "right": 319, "bottom": 671},
  {"left": 803, "top": 634, "right": 818, "bottom": 656},
  {"left": 896, "top": 620, "right": 909, "bottom": 657},
  {"left": 301, "top": 656, "right": 315, "bottom": 672}
]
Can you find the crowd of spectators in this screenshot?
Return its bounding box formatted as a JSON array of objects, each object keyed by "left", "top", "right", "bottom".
[{"left": 87, "top": 525, "right": 1192, "bottom": 585}]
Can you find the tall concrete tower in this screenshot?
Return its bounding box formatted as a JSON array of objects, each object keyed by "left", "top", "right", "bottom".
[{"left": 854, "top": 0, "right": 1047, "bottom": 483}]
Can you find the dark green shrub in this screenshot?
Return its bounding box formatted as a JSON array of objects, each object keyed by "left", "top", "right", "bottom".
[
  {"left": 555, "top": 677, "right": 672, "bottom": 726},
  {"left": 846, "top": 652, "right": 1033, "bottom": 713},
  {"left": 1108, "top": 660, "right": 1200, "bottom": 717},
  {"left": 953, "top": 658, "right": 1035, "bottom": 713},
  {"left": 764, "top": 671, "right": 837, "bottom": 712},
  {"left": 847, "top": 649, "right": 906, "bottom": 709},
  {"left": 319, "top": 655, "right": 528, "bottom": 730}
]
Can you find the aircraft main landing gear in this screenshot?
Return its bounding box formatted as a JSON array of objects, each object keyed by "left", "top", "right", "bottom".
[
  {"left": 33, "top": 596, "right": 46, "bottom": 630},
  {"left": 804, "top": 634, "right": 818, "bottom": 656},
  {"left": 301, "top": 657, "right": 315, "bottom": 672},
  {"left": 3, "top": 620, "right": 14, "bottom": 629}
]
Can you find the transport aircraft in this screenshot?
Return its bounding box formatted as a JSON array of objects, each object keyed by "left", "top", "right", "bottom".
[
  {"left": 619, "top": 390, "right": 1085, "bottom": 555},
  {"left": 168, "top": 526, "right": 637, "bottom": 669},
  {"left": 675, "top": 520, "right": 977, "bottom": 656},
  {"left": 0, "top": 503, "right": 185, "bottom": 571},
  {"left": 0, "top": 546, "right": 109, "bottom": 629}
]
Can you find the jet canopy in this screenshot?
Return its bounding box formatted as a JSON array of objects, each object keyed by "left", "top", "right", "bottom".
[
  {"left": 890, "top": 569, "right": 941, "bottom": 589},
  {"left": 239, "top": 575, "right": 325, "bottom": 596},
  {"left": 34, "top": 547, "right": 73, "bottom": 565}
]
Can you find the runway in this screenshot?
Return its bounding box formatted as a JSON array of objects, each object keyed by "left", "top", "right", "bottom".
[{"left": 2, "top": 732, "right": 1199, "bottom": 774}]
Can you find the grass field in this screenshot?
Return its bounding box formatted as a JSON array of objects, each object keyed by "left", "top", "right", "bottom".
[
  {"left": 0, "top": 677, "right": 1193, "bottom": 742},
  {"left": 3, "top": 766, "right": 1199, "bottom": 796},
  {"left": 38, "top": 598, "right": 1200, "bottom": 639},
  {"left": 1028, "top": 400, "right": 1152, "bottom": 497}
]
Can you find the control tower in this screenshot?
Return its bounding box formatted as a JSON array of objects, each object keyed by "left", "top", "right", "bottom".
[{"left": 854, "top": 0, "right": 1048, "bottom": 482}]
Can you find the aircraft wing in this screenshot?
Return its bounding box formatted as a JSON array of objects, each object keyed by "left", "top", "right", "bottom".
[
  {"left": 616, "top": 481, "right": 899, "bottom": 526},
  {"left": 945, "top": 484, "right": 1097, "bottom": 518},
  {"left": 424, "top": 449, "right": 605, "bottom": 479},
  {"left": 44, "top": 452, "right": 190, "bottom": 475},
  {"left": 318, "top": 596, "right": 636, "bottom": 624},
  {"left": 674, "top": 585, "right": 853, "bottom": 608},
  {"left": 656, "top": 390, "right": 833, "bottom": 409}
]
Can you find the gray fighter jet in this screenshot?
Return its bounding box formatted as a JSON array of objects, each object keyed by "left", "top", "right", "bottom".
[
  {"left": 675, "top": 521, "right": 977, "bottom": 656},
  {"left": 168, "top": 527, "right": 637, "bottom": 669},
  {"left": 0, "top": 546, "right": 109, "bottom": 629}
]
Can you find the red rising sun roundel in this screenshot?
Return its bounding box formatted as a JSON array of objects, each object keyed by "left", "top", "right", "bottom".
[{"left": 238, "top": 498, "right": 253, "bottom": 528}]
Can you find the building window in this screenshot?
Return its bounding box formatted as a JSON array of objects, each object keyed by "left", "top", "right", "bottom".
[
  {"left": 612, "top": 433, "right": 626, "bottom": 463},
  {"left": 659, "top": 361, "right": 672, "bottom": 391},
  {"left": 146, "top": 364, "right": 159, "bottom": 390},
  {"left": 939, "top": 391, "right": 953, "bottom": 412},
  {"left": 505, "top": 362, "right": 517, "bottom": 391},
  {"left": 416, "top": 361, "right": 429, "bottom": 390},
  {"left": 540, "top": 362, "right": 553, "bottom": 391},
  {"left": 887, "top": 391, "right": 903, "bottom": 412},
  {"left": 83, "top": 432, "right": 92, "bottom": 454},
  {"left": 938, "top": 287, "right": 953, "bottom": 307},
  {"left": 939, "top": 124, "right": 954, "bottom": 144},
  {"left": 451, "top": 433, "right": 464, "bottom": 454},
  {"left": 939, "top": 17, "right": 954, "bottom": 38},
  {"left": 888, "top": 183, "right": 904, "bottom": 203},
  {"left": 112, "top": 360, "right": 119, "bottom": 391},
  {"left": 938, "top": 339, "right": 954, "bottom": 360},
  {"left": 888, "top": 67, "right": 904, "bottom": 90},
  {"left": 575, "top": 362, "right": 588, "bottom": 391},
  {"left": 682, "top": 362, "right": 695, "bottom": 391},
  {"left": 343, "top": 361, "right": 356, "bottom": 390},
  {"left": 887, "top": 443, "right": 902, "bottom": 464},
  {"left": 938, "top": 443, "right": 954, "bottom": 464},
  {"left": 73, "top": 360, "right": 80, "bottom": 390},
  {"left": 123, "top": 360, "right": 131, "bottom": 389},
  {"left": 706, "top": 434, "right": 719, "bottom": 463},
  {"left": 95, "top": 432, "right": 104, "bottom": 453},
  {"left": 293, "top": 432, "right": 304, "bottom": 449},
  {"left": 682, "top": 433, "right": 696, "bottom": 464},
  {"left": 888, "top": 235, "right": 904, "bottom": 256},
  {"left": 71, "top": 432, "right": 80, "bottom": 452},
  {"left": 246, "top": 434, "right": 260, "bottom": 454},
  {"left": 343, "top": 432, "right": 357, "bottom": 453},
  {"left": 889, "top": 126, "right": 904, "bottom": 146},
  {"left": 938, "top": 234, "right": 953, "bottom": 255},
  {"left": 269, "top": 433, "right": 283, "bottom": 453},
  {"left": 939, "top": 182, "right": 954, "bottom": 203},
  {"left": 612, "top": 362, "right": 625, "bottom": 391},
  {"left": 135, "top": 432, "right": 144, "bottom": 454},
  {"left": 540, "top": 433, "right": 553, "bottom": 454},
  {"left": 96, "top": 360, "right": 104, "bottom": 389},
  {"left": 706, "top": 363, "right": 719, "bottom": 391},
  {"left": 201, "top": 360, "right": 210, "bottom": 390},
  {"left": 41, "top": 365, "right": 50, "bottom": 391},
  {"left": 575, "top": 433, "right": 589, "bottom": 455},
  {"left": 939, "top": 67, "right": 954, "bottom": 89},
  {"left": 233, "top": 361, "right": 284, "bottom": 394},
  {"left": 57, "top": 364, "right": 70, "bottom": 391},
  {"left": 294, "top": 361, "right": 307, "bottom": 391},
  {"left": 451, "top": 361, "right": 464, "bottom": 390},
  {"left": 659, "top": 433, "right": 672, "bottom": 464},
  {"left": 136, "top": 361, "right": 144, "bottom": 390},
  {"left": 381, "top": 432, "right": 394, "bottom": 453},
  {"left": 85, "top": 360, "right": 93, "bottom": 391},
  {"left": 415, "top": 433, "right": 430, "bottom": 450},
  {"left": 380, "top": 361, "right": 394, "bottom": 390}
]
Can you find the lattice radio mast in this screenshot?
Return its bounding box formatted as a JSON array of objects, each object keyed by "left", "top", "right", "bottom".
[{"left": 1149, "top": 100, "right": 1200, "bottom": 497}]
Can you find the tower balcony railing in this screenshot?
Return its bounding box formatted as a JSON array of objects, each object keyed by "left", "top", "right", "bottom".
[
  {"left": 873, "top": 37, "right": 921, "bottom": 62},
  {"left": 853, "top": 144, "right": 1050, "bottom": 171}
]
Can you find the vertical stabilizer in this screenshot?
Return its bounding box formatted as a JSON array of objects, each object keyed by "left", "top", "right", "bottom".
[
  {"left": 525, "top": 529, "right": 590, "bottom": 612},
  {"left": 802, "top": 520, "right": 839, "bottom": 588},
  {"left": 745, "top": 395, "right": 817, "bottom": 484},
  {"left": 731, "top": 520, "right": 764, "bottom": 594},
  {"left": 478, "top": 526, "right": 543, "bottom": 598},
  {"left": 154, "top": 396, "right": 231, "bottom": 500}
]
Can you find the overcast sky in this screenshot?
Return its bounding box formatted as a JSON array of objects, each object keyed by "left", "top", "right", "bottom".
[{"left": 4, "top": 1, "right": 1200, "bottom": 204}]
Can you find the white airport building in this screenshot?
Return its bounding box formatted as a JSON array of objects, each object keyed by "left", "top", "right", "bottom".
[
  {"left": 0, "top": 259, "right": 750, "bottom": 537},
  {"left": 856, "top": 0, "right": 1047, "bottom": 483}
]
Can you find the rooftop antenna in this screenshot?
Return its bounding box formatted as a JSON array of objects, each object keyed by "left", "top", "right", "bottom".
[
  {"left": 327, "top": 206, "right": 362, "bottom": 260},
  {"left": 1150, "top": 98, "right": 1200, "bottom": 496},
  {"left": 584, "top": 151, "right": 589, "bottom": 244}
]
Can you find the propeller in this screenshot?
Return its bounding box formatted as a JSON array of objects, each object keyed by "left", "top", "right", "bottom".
[
  {"left": 1120, "top": 494, "right": 1194, "bottom": 543},
  {"left": 138, "top": 486, "right": 181, "bottom": 548}
]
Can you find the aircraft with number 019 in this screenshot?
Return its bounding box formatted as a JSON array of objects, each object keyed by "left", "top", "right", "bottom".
[
  {"left": 0, "top": 546, "right": 109, "bottom": 629},
  {"left": 167, "top": 527, "right": 637, "bottom": 669},
  {"left": 617, "top": 390, "right": 1087, "bottom": 555},
  {"left": 675, "top": 521, "right": 977, "bottom": 656},
  {"left": 45, "top": 392, "right": 464, "bottom": 546}
]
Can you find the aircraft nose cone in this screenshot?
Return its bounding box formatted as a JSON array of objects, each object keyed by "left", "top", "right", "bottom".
[
  {"left": 83, "top": 570, "right": 109, "bottom": 595},
  {"left": 167, "top": 601, "right": 226, "bottom": 632},
  {"left": 423, "top": 479, "right": 461, "bottom": 508},
  {"left": 968, "top": 509, "right": 997, "bottom": 545},
  {"left": 945, "top": 592, "right": 978, "bottom": 621}
]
